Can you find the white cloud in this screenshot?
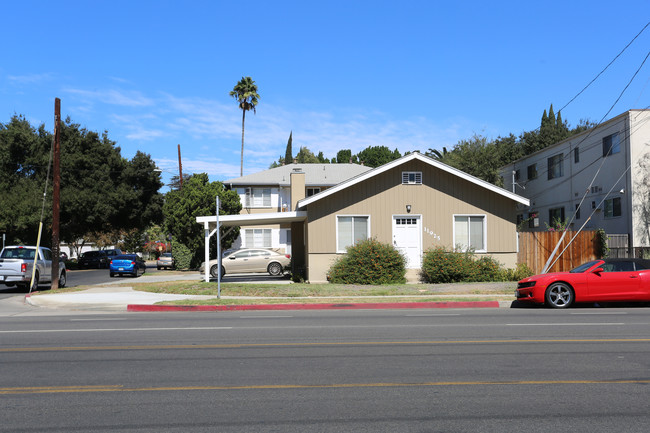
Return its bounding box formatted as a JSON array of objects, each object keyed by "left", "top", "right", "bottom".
[
  {"left": 7, "top": 73, "right": 53, "bottom": 84},
  {"left": 62, "top": 84, "right": 474, "bottom": 180},
  {"left": 63, "top": 88, "right": 154, "bottom": 107}
]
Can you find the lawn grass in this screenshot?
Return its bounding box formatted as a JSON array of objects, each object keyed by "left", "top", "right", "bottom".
[{"left": 130, "top": 280, "right": 516, "bottom": 297}]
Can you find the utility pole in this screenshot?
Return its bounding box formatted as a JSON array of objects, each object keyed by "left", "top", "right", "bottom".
[
  {"left": 178, "top": 144, "right": 183, "bottom": 189},
  {"left": 51, "top": 98, "right": 61, "bottom": 289}
]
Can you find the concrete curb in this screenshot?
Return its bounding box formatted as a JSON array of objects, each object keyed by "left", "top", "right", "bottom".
[{"left": 127, "top": 300, "right": 501, "bottom": 312}]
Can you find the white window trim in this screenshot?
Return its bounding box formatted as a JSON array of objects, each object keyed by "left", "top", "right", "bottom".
[
  {"left": 335, "top": 214, "right": 371, "bottom": 253},
  {"left": 402, "top": 171, "right": 422, "bottom": 185},
  {"left": 244, "top": 187, "right": 273, "bottom": 208},
  {"left": 452, "top": 214, "right": 487, "bottom": 253}
]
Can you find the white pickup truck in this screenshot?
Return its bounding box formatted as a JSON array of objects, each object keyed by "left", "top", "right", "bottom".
[{"left": 0, "top": 246, "right": 66, "bottom": 290}]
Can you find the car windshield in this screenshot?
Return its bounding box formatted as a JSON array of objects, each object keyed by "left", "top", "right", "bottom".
[
  {"left": 161, "top": 253, "right": 172, "bottom": 258},
  {"left": 0, "top": 247, "right": 35, "bottom": 259},
  {"left": 83, "top": 251, "right": 103, "bottom": 257},
  {"left": 114, "top": 255, "right": 135, "bottom": 260},
  {"left": 570, "top": 260, "right": 601, "bottom": 273}
]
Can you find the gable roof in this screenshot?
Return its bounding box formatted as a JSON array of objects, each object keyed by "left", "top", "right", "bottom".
[
  {"left": 298, "top": 152, "right": 530, "bottom": 208},
  {"left": 224, "top": 163, "right": 372, "bottom": 187}
]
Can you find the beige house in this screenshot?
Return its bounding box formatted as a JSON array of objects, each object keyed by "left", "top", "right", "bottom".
[{"left": 198, "top": 152, "right": 529, "bottom": 283}]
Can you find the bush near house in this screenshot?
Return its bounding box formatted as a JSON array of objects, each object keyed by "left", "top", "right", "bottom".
[
  {"left": 171, "top": 243, "right": 193, "bottom": 270},
  {"left": 421, "top": 246, "right": 532, "bottom": 283},
  {"left": 328, "top": 238, "right": 407, "bottom": 284}
]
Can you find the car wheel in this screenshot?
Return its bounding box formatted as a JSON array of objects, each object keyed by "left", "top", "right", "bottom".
[
  {"left": 58, "top": 271, "right": 66, "bottom": 288},
  {"left": 110, "top": 272, "right": 115, "bottom": 278},
  {"left": 268, "top": 262, "right": 283, "bottom": 276},
  {"left": 29, "top": 271, "right": 39, "bottom": 292},
  {"left": 210, "top": 264, "right": 221, "bottom": 278},
  {"left": 545, "top": 282, "right": 574, "bottom": 309},
  {"left": 157, "top": 266, "right": 161, "bottom": 270}
]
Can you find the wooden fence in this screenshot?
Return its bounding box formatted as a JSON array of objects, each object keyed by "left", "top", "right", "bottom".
[{"left": 518, "top": 230, "right": 600, "bottom": 274}]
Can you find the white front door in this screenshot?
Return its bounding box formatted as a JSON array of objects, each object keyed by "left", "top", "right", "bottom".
[{"left": 392, "top": 216, "right": 421, "bottom": 269}]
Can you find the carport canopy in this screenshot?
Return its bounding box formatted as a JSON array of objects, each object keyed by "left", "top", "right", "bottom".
[{"left": 196, "top": 211, "right": 307, "bottom": 282}]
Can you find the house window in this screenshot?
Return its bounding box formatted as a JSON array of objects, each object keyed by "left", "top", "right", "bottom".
[
  {"left": 527, "top": 164, "right": 537, "bottom": 180},
  {"left": 514, "top": 169, "right": 521, "bottom": 181},
  {"left": 549, "top": 207, "right": 565, "bottom": 225},
  {"left": 575, "top": 204, "right": 581, "bottom": 220},
  {"left": 574, "top": 147, "right": 579, "bottom": 163},
  {"left": 604, "top": 197, "right": 622, "bottom": 218},
  {"left": 245, "top": 188, "right": 272, "bottom": 207},
  {"left": 402, "top": 172, "right": 422, "bottom": 184},
  {"left": 306, "top": 187, "right": 321, "bottom": 197},
  {"left": 528, "top": 212, "right": 539, "bottom": 228},
  {"left": 547, "top": 154, "right": 563, "bottom": 180},
  {"left": 454, "top": 215, "right": 486, "bottom": 252},
  {"left": 602, "top": 132, "right": 620, "bottom": 157},
  {"left": 244, "top": 229, "right": 272, "bottom": 248},
  {"left": 337, "top": 216, "right": 369, "bottom": 252}
]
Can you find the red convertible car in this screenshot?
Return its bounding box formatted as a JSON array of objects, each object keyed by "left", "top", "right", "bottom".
[{"left": 516, "top": 258, "right": 650, "bottom": 308}]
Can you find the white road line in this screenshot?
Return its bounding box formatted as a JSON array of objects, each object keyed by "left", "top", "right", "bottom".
[
  {"left": 570, "top": 312, "right": 628, "bottom": 315},
  {"left": 0, "top": 327, "right": 233, "bottom": 333},
  {"left": 507, "top": 323, "right": 625, "bottom": 326},
  {"left": 239, "top": 315, "right": 294, "bottom": 318},
  {"left": 405, "top": 314, "right": 462, "bottom": 317},
  {"left": 69, "top": 318, "right": 127, "bottom": 321}
]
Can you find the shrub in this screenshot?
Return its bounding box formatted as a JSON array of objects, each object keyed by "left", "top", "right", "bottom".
[
  {"left": 172, "top": 242, "right": 192, "bottom": 270},
  {"left": 328, "top": 238, "right": 406, "bottom": 284},
  {"left": 421, "top": 247, "right": 516, "bottom": 283},
  {"left": 500, "top": 263, "right": 534, "bottom": 281}
]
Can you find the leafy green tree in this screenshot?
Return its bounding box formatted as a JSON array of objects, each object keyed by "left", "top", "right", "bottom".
[
  {"left": 0, "top": 115, "right": 164, "bottom": 248},
  {"left": 296, "top": 146, "right": 320, "bottom": 163},
  {"left": 316, "top": 151, "right": 329, "bottom": 163},
  {"left": 162, "top": 173, "right": 242, "bottom": 268},
  {"left": 335, "top": 149, "right": 356, "bottom": 164},
  {"left": 58, "top": 119, "right": 163, "bottom": 249},
  {"left": 230, "top": 76, "right": 260, "bottom": 176},
  {"left": 356, "top": 146, "right": 401, "bottom": 168},
  {"left": 0, "top": 115, "right": 51, "bottom": 244}
]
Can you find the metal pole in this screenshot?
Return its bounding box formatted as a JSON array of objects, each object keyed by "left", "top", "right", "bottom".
[
  {"left": 51, "top": 98, "right": 61, "bottom": 289},
  {"left": 216, "top": 196, "right": 221, "bottom": 299}
]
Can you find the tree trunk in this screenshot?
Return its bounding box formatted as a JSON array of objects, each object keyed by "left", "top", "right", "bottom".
[{"left": 240, "top": 110, "right": 246, "bottom": 177}]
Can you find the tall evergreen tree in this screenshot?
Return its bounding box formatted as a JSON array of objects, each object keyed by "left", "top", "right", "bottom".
[{"left": 284, "top": 131, "right": 293, "bottom": 164}]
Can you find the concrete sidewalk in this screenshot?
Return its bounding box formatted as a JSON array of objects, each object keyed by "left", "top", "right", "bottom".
[{"left": 23, "top": 283, "right": 516, "bottom": 312}]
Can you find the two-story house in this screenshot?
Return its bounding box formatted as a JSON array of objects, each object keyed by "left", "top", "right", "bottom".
[{"left": 223, "top": 163, "right": 373, "bottom": 254}]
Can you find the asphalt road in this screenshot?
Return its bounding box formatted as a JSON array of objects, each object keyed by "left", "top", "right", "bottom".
[
  {"left": 2, "top": 308, "right": 650, "bottom": 432},
  {"left": 0, "top": 264, "right": 175, "bottom": 299}
]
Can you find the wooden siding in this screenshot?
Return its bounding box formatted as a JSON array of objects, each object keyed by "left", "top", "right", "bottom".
[
  {"left": 517, "top": 230, "right": 600, "bottom": 274},
  {"left": 305, "top": 161, "right": 519, "bottom": 255}
]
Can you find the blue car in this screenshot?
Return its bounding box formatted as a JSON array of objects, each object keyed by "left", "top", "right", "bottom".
[{"left": 109, "top": 254, "right": 147, "bottom": 277}]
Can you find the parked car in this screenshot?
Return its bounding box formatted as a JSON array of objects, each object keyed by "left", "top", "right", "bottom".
[
  {"left": 200, "top": 248, "right": 291, "bottom": 278},
  {"left": 109, "top": 254, "right": 147, "bottom": 277},
  {"left": 156, "top": 252, "right": 175, "bottom": 270},
  {"left": 516, "top": 258, "right": 650, "bottom": 308},
  {"left": 79, "top": 250, "right": 109, "bottom": 269},
  {"left": 0, "top": 245, "right": 66, "bottom": 290}
]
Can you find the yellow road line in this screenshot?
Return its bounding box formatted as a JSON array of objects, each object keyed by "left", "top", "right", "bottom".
[
  {"left": 2, "top": 379, "right": 650, "bottom": 395},
  {"left": 2, "top": 338, "right": 650, "bottom": 353}
]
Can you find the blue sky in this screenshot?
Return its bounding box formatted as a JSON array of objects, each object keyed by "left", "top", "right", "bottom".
[{"left": 2, "top": 1, "right": 649, "bottom": 186}]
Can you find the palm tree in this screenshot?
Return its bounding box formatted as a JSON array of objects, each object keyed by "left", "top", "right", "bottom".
[{"left": 230, "top": 77, "right": 260, "bottom": 176}]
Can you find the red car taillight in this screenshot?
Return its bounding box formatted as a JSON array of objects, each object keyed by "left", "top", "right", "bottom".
[
  {"left": 130, "top": 261, "right": 136, "bottom": 265},
  {"left": 285, "top": 254, "right": 291, "bottom": 259},
  {"left": 21, "top": 263, "right": 27, "bottom": 273}
]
